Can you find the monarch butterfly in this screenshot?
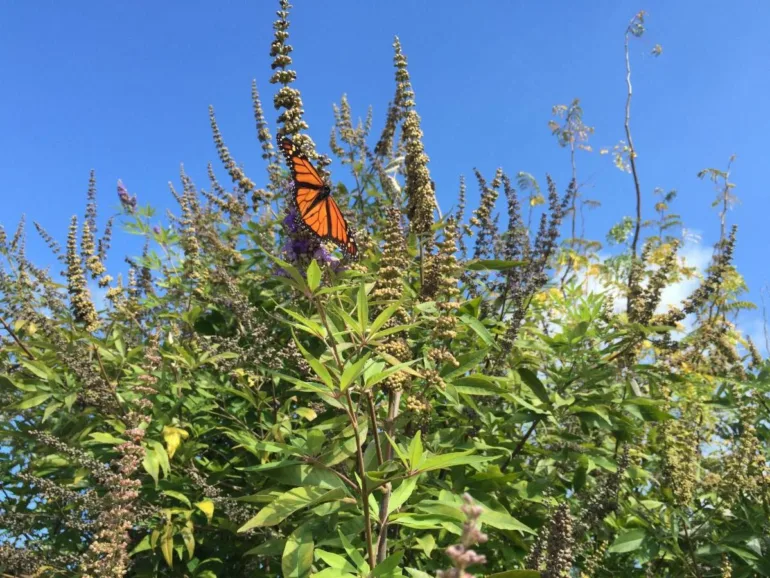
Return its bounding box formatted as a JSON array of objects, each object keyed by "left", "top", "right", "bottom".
[{"left": 279, "top": 136, "right": 358, "bottom": 258}]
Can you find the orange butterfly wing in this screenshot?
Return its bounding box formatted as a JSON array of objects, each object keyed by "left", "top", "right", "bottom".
[{"left": 280, "top": 137, "right": 358, "bottom": 258}]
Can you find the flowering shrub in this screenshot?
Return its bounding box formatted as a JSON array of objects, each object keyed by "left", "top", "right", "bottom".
[{"left": 1, "top": 3, "right": 768, "bottom": 578}]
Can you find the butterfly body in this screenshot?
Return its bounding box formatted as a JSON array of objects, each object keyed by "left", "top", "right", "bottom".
[{"left": 279, "top": 136, "right": 358, "bottom": 258}]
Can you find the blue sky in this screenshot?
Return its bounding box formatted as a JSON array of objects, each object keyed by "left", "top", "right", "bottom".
[{"left": 1, "top": 1, "right": 769, "bottom": 347}]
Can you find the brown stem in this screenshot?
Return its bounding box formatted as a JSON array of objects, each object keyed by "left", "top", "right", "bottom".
[
  {"left": 313, "top": 294, "right": 373, "bottom": 565},
  {"left": 303, "top": 456, "right": 358, "bottom": 491},
  {"left": 500, "top": 419, "right": 540, "bottom": 472},
  {"left": 0, "top": 316, "right": 36, "bottom": 360},
  {"left": 93, "top": 346, "right": 113, "bottom": 390},
  {"left": 367, "top": 391, "right": 384, "bottom": 466},
  {"left": 624, "top": 18, "right": 643, "bottom": 265},
  {"left": 681, "top": 517, "right": 703, "bottom": 578},
  {"left": 376, "top": 389, "right": 402, "bottom": 562},
  {"left": 560, "top": 140, "right": 579, "bottom": 288},
  {"left": 346, "top": 390, "right": 375, "bottom": 568}
]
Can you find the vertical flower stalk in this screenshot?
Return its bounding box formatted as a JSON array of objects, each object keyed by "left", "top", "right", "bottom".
[
  {"left": 209, "top": 105, "right": 257, "bottom": 208},
  {"left": 253, "top": 79, "right": 282, "bottom": 199},
  {"left": 66, "top": 216, "right": 99, "bottom": 331},
  {"left": 117, "top": 180, "right": 137, "bottom": 213},
  {"left": 436, "top": 493, "right": 488, "bottom": 578},
  {"left": 269, "top": 0, "right": 325, "bottom": 169}
]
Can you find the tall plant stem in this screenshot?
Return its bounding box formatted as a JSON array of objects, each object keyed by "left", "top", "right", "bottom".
[
  {"left": 624, "top": 18, "right": 643, "bottom": 266},
  {"left": 0, "top": 316, "right": 35, "bottom": 360},
  {"left": 376, "top": 389, "right": 401, "bottom": 562},
  {"left": 314, "top": 295, "right": 374, "bottom": 567}
]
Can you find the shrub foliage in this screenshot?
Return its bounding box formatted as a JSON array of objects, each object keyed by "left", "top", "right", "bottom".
[{"left": 1, "top": 4, "right": 768, "bottom": 578}]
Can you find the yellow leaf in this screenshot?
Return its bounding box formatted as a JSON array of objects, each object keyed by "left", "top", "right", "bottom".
[
  {"left": 162, "top": 426, "right": 189, "bottom": 460},
  {"left": 294, "top": 407, "right": 317, "bottom": 421},
  {"left": 161, "top": 522, "right": 174, "bottom": 567},
  {"left": 195, "top": 500, "right": 215, "bottom": 523}
]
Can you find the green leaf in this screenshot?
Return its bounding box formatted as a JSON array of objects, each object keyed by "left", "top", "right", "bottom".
[
  {"left": 518, "top": 368, "right": 550, "bottom": 406},
  {"left": 311, "top": 570, "right": 357, "bottom": 578},
  {"left": 418, "top": 451, "right": 495, "bottom": 473},
  {"left": 357, "top": 283, "right": 369, "bottom": 331},
  {"left": 143, "top": 447, "right": 160, "bottom": 486},
  {"left": 245, "top": 538, "right": 286, "bottom": 557},
  {"left": 147, "top": 440, "right": 171, "bottom": 479},
  {"left": 388, "top": 476, "right": 417, "bottom": 516},
  {"left": 163, "top": 490, "right": 191, "bottom": 508},
  {"left": 294, "top": 336, "right": 335, "bottom": 389},
  {"left": 238, "top": 487, "right": 346, "bottom": 531},
  {"left": 370, "top": 300, "right": 404, "bottom": 334},
  {"left": 12, "top": 392, "right": 51, "bottom": 410},
  {"left": 384, "top": 433, "right": 410, "bottom": 468},
  {"left": 372, "top": 550, "right": 404, "bottom": 577},
  {"left": 441, "top": 348, "right": 489, "bottom": 380},
  {"left": 130, "top": 534, "right": 153, "bottom": 555},
  {"left": 306, "top": 429, "right": 326, "bottom": 455},
  {"left": 307, "top": 260, "right": 322, "bottom": 292},
  {"left": 42, "top": 401, "right": 62, "bottom": 422},
  {"left": 459, "top": 314, "right": 498, "bottom": 349},
  {"left": 20, "top": 359, "right": 53, "bottom": 381},
  {"left": 241, "top": 461, "right": 347, "bottom": 489},
  {"left": 408, "top": 431, "right": 423, "bottom": 469},
  {"left": 260, "top": 247, "right": 308, "bottom": 292},
  {"left": 414, "top": 534, "right": 435, "bottom": 557},
  {"left": 339, "top": 354, "right": 371, "bottom": 392},
  {"left": 88, "top": 432, "right": 126, "bottom": 445},
  {"left": 405, "top": 570, "right": 433, "bottom": 578},
  {"left": 283, "top": 525, "right": 314, "bottom": 578},
  {"left": 181, "top": 520, "right": 195, "bottom": 559},
  {"left": 315, "top": 549, "right": 357, "bottom": 572},
  {"left": 337, "top": 530, "right": 369, "bottom": 574},
  {"left": 609, "top": 528, "right": 646, "bottom": 553},
  {"left": 282, "top": 308, "right": 327, "bottom": 338},
  {"left": 453, "top": 374, "right": 505, "bottom": 396}
]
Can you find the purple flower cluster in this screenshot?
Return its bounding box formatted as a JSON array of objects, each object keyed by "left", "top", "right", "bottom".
[
  {"left": 117, "top": 180, "right": 137, "bottom": 213},
  {"left": 278, "top": 205, "right": 344, "bottom": 275}
]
